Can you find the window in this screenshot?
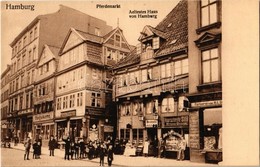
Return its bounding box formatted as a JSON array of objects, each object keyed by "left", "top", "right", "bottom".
[
  {"left": 18, "top": 41, "right": 21, "bottom": 51},
  {"left": 201, "top": 0, "right": 218, "bottom": 27},
  {"left": 145, "top": 100, "right": 154, "bottom": 114},
  {"left": 22, "top": 54, "right": 26, "bottom": 67},
  {"left": 161, "top": 63, "right": 172, "bottom": 78},
  {"left": 174, "top": 58, "right": 188, "bottom": 76},
  {"left": 57, "top": 98, "right": 62, "bottom": 110},
  {"left": 23, "top": 36, "right": 27, "bottom": 47},
  {"left": 17, "top": 59, "right": 20, "bottom": 70},
  {"left": 28, "top": 50, "right": 32, "bottom": 63},
  {"left": 34, "top": 27, "right": 37, "bottom": 38},
  {"left": 142, "top": 68, "right": 152, "bottom": 82},
  {"left": 69, "top": 95, "right": 75, "bottom": 108},
  {"left": 115, "top": 34, "right": 121, "bottom": 47},
  {"left": 133, "top": 102, "right": 143, "bottom": 115},
  {"left": 33, "top": 47, "right": 37, "bottom": 60},
  {"left": 27, "top": 72, "right": 30, "bottom": 85},
  {"left": 30, "top": 31, "right": 33, "bottom": 42},
  {"left": 91, "top": 92, "right": 101, "bottom": 107},
  {"left": 95, "top": 27, "right": 100, "bottom": 36},
  {"left": 202, "top": 48, "right": 220, "bottom": 83},
  {"left": 16, "top": 78, "right": 19, "bottom": 90},
  {"left": 77, "top": 92, "right": 83, "bottom": 106},
  {"left": 161, "top": 96, "right": 175, "bottom": 113},
  {"left": 153, "top": 37, "right": 160, "bottom": 49},
  {"left": 19, "top": 95, "right": 23, "bottom": 110},
  {"left": 32, "top": 70, "right": 35, "bottom": 83}
]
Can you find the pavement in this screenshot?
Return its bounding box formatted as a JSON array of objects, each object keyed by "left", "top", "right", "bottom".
[{"left": 8, "top": 143, "right": 218, "bottom": 166}]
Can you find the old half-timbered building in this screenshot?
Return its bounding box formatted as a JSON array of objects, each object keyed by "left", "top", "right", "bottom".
[
  {"left": 55, "top": 26, "right": 132, "bottom": 143},
  {"left": 33, "top": 44, "right": 59, "bottom": 146},
  {"left": 113, "top": 0, "right": 190, "bottom": 159}
]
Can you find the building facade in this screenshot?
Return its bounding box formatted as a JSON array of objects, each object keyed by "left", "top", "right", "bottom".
[
  {"left": 33, "top": 44, "right": 60, "bottom": 146},
  {"left": 1, "top": 65, "right": 11, "bottom": 140},
  {"left": 55, "top": 27, "right": 132, "bottom": 142},
  {"left": 187, "top": 0, "right": 222, "bottom": 163},
  {"left": 7, "top": 5, "right": 113, "bottom": 143},
  {"left": 113, "top": 0, "right": 190, "bottom": 158}
]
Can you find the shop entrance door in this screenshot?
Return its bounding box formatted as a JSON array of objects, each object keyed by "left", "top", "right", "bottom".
[{"left": 147, "top": 128, "right": 157, "bottom": 156}]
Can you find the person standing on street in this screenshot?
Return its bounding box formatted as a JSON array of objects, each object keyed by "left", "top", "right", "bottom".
[
  {"left": 24, "top": 137, "right": 31, "bottom": 160},
  {"left": 143, "top": 138, "right": 149, "bottom": 157},
  {"left": 63, "top": 137, "right": 71, "bottom": 160},
  {"left": 177, "top": 137, "right": 187, "bottom": 161},
  {"left": 107, "top": 145, "right": 114, "bottom": 167},
  {"left": 48, "top": 135, "right": 56, "bottom": 156},
  {"left": 99, "top": 144, "right": 106, "bottom": 166}
]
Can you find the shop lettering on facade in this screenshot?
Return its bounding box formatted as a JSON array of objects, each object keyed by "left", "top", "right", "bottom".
[
  {"left": 164, "top": 115, "right": 189, "bottom": 127},
  {"left": 145, "top": 120, "right": 158, "bottom": 128},
  {"left": 33, "top": 112, "right": 54, "bottom": 122},
  {"left": 60, "top": 110, "right": 76, "bottom": 118},
  {"left": 191, "top": 100, "right": 222, "bottom": 108}
]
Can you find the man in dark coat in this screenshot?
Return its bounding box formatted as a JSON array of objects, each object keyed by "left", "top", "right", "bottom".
[
  {"left": 63, "top": 137, "right": 71, "bottom": 160},
  {"left": 48, "top": 135, "right": 56, "bottom": 156},
  {"left": 107, "top": 145, "right": 114, "bottom": 167},
  {"left": 99, "top": 144, "right": 106, "bottom": 166}
]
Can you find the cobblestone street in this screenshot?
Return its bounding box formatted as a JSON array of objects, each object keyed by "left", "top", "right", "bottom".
[{"left": 1, "top": 145, "right": 217, "bottom": 167}]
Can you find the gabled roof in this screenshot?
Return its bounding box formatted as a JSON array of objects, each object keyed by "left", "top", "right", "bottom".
[
  {"left": 115, "top": 0, "right": 188, "bottom": 68},
  {"left": 138, "top": 25, "right": 167, "bottom": 41},
  {"left": 37, "top": 44, "right": 60, "bottom": 67},
  {"left": 103, "top": 27, "right": 132, "bottom": 51},
  {"left": 155, "top": 0, "right": 188, "bottom": 57}
]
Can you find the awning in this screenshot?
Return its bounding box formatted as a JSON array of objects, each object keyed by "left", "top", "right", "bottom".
[{"left": 203, "top": 108, "right": 222, "bottom": 125}]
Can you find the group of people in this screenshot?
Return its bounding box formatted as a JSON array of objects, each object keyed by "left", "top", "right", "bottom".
[
  {"left": 23, "top": 135, "right": 114, "bottom": 166},
  {"left": 143, "top": 136, "right": 187, "bottom": 161},
  {"left": 23, "top": 136, "right": 43, "bottom": 160},
  {"left": 62, "top": 136, "right": 114, "bottom": 166}
]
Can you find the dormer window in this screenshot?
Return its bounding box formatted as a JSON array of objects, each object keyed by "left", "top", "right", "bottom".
[
  {"left": 153, "top": 37, "right": 160, "bottom": 49},
  {"left": 95, "top": 27, "right": 100, "bottom": 36}
]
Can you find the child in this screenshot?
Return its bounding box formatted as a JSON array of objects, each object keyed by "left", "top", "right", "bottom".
[{"left": 32, "top": 140, "right": 38, "bottom": 159}]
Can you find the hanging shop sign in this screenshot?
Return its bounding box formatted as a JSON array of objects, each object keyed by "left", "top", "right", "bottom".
[
  {"left": 191, "top": 100, "right": 222, "bottom": 108},
  {"left": 33, "top": 112, "right": 54, "bottom": 122},
  {"left": 145, "top": 120, "right": 158, "bottom": 128},
  {"left": 164, "top": 115, "right": 189, "bottom": 127},
  {"left": 61, "top": 110, "right": 76, "bottom": 118}
]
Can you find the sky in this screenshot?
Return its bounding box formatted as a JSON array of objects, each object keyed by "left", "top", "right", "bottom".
[{"left": 1, "top": 0, "right": 180, "bottom": 72}]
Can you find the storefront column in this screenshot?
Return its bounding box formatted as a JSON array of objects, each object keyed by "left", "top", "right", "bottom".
[
  {"left": 157, "top": 128, "right": 161, "bottom": 139},
  {"left": 67, "top": 119, "right": 70, "bottom": 136},
  {"left": 130, "top": 129, "right": 133, "bottom": 144}
]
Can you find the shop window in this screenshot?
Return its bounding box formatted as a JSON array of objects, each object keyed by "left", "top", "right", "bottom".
[
  {"left": 120, "top": 129, "right": 125, "bottom": 139},
  {"left": 203, "top": 108, "right": 222, "bottom": 150},
  {"left": 125, "top": 129, "right": 130, "bottom": 140},
  {"left": 91, "top": 92, "right": 101, "bottom": 107},
  {"left": 201, "top": 0, "right": 218, "bottom": 27},
  {"left": 161, "top": 96, "right": 175, "bottom": 113},
  {"left": 202, "top": 48, "right": 220, "bottom": 83}
]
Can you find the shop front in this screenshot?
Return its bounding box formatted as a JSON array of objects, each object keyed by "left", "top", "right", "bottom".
[
  {"left": 161, "top": 115, "right": 190, "bottom": 159},
  {"left": 188, "top": 98, "right": 222, "bottom": 164},
  {"left": 33, "top": 112, "right": 55, "bottom": 147}
]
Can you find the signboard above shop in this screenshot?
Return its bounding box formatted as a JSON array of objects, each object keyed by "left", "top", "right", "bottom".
[
  {"left": 33, "top": 112, "right": 54, "bottom": 122},
  {"left": 61, "top": 110, "right": 76, "bottom": 118},
  {"left": 164, "top": 115, "right": 189, "bottom": 127},
  {"left": 191, "top": 100, "right": 222, "bottom": 108},
  {"left": 145, "top": 120, "right": 158, "bottom": 128}
]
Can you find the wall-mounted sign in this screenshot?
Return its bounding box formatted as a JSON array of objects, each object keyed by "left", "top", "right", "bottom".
[
  {"left": 164, "top": 115, "right": 189, "bottom": 127},
  {"left": 61, "top": 110, "right": 76, "bottom": 118},
  {"left": 104, "top": 125, "right": 114, "bottom": 132},
  {"left": 145, "top": 120, "right": 158, "bottom": 128},
  {"left": 33, "top": 112, "right": 54, "bottom": 122},
  {"left": 189, "top": 111, "right": 200, "bottom": 149},
  {"left": 191, "top": 100, "right": 222, "bottom": 108}
]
